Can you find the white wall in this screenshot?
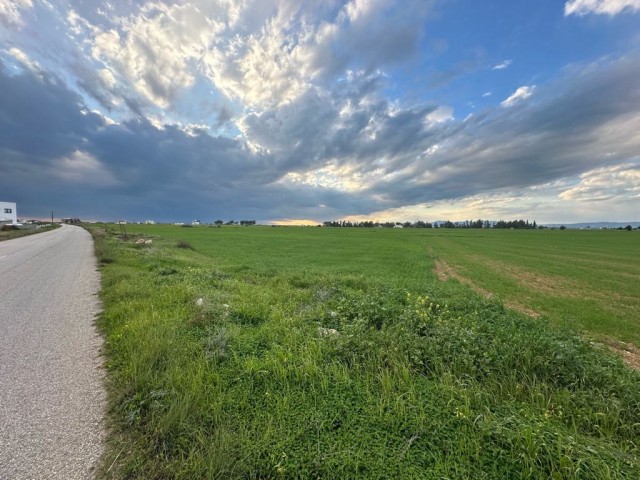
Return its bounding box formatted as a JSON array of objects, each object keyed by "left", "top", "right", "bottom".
[{"left": 0, "top": 202, "right": 18, "bottom": 224}]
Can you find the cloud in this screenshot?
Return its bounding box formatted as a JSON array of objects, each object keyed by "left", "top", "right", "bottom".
[
  {"left": 492, "top": 59, "right": 512, "bottom": 70},
  {"left": 58, "top": 0, "right": 434, "bottom": 113},
  {"left": 88, "top": 2, "right": 217, "bottom": 109},
  {"left": 0, "top": 60, "right": 374, "bottom": 221},
  {"left": 2, "top": 30, "right": 640, "bottom": 223},
  {"left": 53, "top": 150, "right": 120, "bottom": 186},
  {"left": 0, "top": 0, "right": 32, "bottom": 28},
  {"left": 501, "top": 85, "right": 535, "bottom": 107},
  {"left": 202, "top": 0, "right": 434, "bottom": 108},
  {"left": 559, "top": 162, "right": 640, "bottom": 201},
  {"left": 7, "top": 47, "right": 41, "bottom": 72},
  {"left": 565, "top": 0, "right": 640, "bottom": 16}
]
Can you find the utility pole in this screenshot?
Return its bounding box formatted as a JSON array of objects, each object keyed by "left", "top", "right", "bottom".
[{"left": 51, "top": 211, "right": 54, "bottom": 224}]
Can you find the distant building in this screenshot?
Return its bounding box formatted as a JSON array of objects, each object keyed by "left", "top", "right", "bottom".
[
  {"left": 394, "top": 224, "right": 404, "bottom": 229},
  {"left": 62, "top": 218, "right": 82, "bottom": 224},
  {"left": 116, "top": 220, "right": 127, "bottom": 224},
  {"left": 145, "top": 220, "right": 156, "bottom": 225},
  {"left": 0, "top": 201, "right": 17, "bottom": 225},
  {"left": 192, "top": 220, "right": 201, "bottom": 226}
]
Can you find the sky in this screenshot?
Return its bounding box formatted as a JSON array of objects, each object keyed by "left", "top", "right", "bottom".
[{"left": 0, "top": 0, "right": 639, "bottom": 224}]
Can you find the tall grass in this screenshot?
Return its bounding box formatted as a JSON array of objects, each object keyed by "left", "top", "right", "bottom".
[
  {"left": 85, "top": 225, "right": 114, "bottom": 264},
  {"left": 96, "top": 226, "right": 640, "bottom": 479}
]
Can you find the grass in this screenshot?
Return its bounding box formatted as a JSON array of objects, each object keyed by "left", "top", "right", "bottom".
[
  {"left": 86, "top": 226, "right": 114, "bottom": 264},
  {"left": 93, "top": 225, "right": 640, "bottom": 479},
  {"left": 0, "top": 224, "right": 59, "bottom": 241},
  {"left": 425, "top": 229, "right": 640, "bottom": 345}
]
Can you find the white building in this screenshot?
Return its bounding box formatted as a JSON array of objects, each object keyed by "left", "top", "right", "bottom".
[{"left": 0, "top": 201, "right": 17, "bottom": 225}]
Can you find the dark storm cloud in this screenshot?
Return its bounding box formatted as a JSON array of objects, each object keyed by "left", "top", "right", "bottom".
[
  {"left": 1, "top": 54, "right": 639, "bottom": 222},
  {"left": 0, "top": 63, "right": 102, "bottom": 160},
  {"left": 0, "top": 62, "right": 371, "bottom": 221}
]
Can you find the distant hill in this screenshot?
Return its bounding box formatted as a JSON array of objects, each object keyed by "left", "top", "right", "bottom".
[{"left": 542, "top": 222, "right": 640, "bottom": 229}]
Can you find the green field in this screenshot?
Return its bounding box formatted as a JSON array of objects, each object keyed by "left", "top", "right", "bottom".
[
  {"left": 427, "top": 229, "right": 640, "bottom": 345},
  {"left": 92, "top": 225, "right": 640, "bottom": 479}
]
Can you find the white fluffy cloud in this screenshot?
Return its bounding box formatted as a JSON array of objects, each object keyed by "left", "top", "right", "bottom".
[
  {"left": 0, "top": 0, "right": 32, "bottom": 28},
  {"left": 559, "top": 163, "right": 640, "bottom": 201},
  {"left": 89, "top": 2, "right": 224, "bottom": 108},
  {"left": 564, "top": 0, "right": 640, "bottom": 16},
  {"left": 7, "top": 47, "right": 40, "bottom": 72},
  {"left": 71, "top": 0, "right": 433, "bottom": 110},
  {"left": 501, "top": 85, "right": 535, "bottom": 107}
]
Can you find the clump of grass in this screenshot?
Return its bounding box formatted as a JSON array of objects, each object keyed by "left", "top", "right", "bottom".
[
  {"left": 176, "top": 240, "right": 194, "bottom": 250},
  {"left": 86, "top": 226, "right": 114, "bottom": 264}
]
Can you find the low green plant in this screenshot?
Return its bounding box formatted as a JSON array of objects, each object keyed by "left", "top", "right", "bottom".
[{"left": 95, "top": 226, "right": 640, "bottom": 479}]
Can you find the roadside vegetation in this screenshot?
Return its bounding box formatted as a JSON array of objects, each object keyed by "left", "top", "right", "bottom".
[
  {"left": 0, "top": 223, "right": 60, "bottom": 241},
  {"left": 92, "top": 225, "right": 640, "bottom": 479},
  {"left": 86, "top": 226, "right": 114, "bottom": 264}
]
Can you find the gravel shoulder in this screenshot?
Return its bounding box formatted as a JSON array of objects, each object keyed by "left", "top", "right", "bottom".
[{"left": 0, "top": 225, "right": 105, "bottom": 479}]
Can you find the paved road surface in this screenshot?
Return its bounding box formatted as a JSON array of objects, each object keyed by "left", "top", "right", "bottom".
[{"left": 0, "top": 225, "right": 105, "bottom": 479}]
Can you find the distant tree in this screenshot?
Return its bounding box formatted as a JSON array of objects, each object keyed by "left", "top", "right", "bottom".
[
  {"left": 214, "top": 220, "right": 223, "bottom": 227},
  {"left": 625, "top": 224, "right": 633, "bottom": 231},
  {"left": 560, "top": 225, "right": 566, "bottom": 230}
]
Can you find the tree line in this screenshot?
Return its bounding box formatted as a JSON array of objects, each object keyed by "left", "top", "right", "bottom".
[
  {"left": 213, "top": 220, "right": 257, "bottom": 226},
  {"left": 322, "top": 219, "right": 538, "bottom": 229}
]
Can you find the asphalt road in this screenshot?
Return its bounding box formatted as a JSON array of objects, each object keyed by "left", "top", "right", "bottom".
[{"left": 0, "top": 225, "right": 105, "bottom": 479}]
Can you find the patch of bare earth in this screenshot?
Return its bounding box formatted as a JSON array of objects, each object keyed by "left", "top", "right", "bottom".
[
  {"left": 434, "top": 259, "right": 539, "bottom": 318},
  {"left": 601, "top": 339, "right": 640, "bottom": 370}
]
